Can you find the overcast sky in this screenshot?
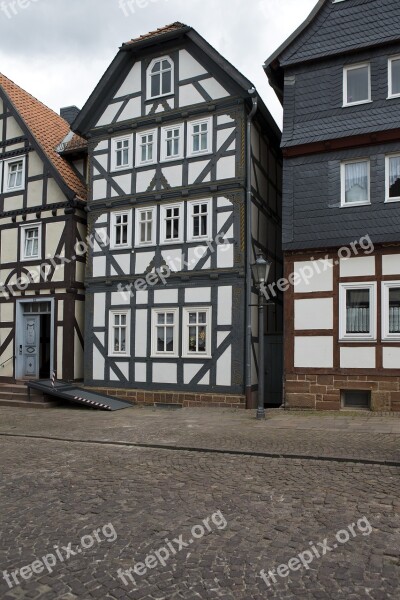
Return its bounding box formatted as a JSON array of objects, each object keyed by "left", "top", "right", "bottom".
[{"left": 0, "top": 0, "right": 318, "bottom": 128}]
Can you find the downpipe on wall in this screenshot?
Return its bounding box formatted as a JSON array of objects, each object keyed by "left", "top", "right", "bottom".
[{"left": 245, "top": 89, "right": 258, "bottom": 409}]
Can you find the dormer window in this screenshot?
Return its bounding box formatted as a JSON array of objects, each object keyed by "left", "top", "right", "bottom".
[
  {"left": 147, "top": 56, "right": 173, "bottom": 99},
  {"left": 343, "top": 63, "right": 371, "bottom": 107}
]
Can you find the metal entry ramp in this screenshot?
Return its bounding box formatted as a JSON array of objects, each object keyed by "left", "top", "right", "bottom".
[{"left": 26, "top": 380, "right": 133, "bottom": 411}]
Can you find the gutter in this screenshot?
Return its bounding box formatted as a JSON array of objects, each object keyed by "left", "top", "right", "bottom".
[{"left": 245, "top": 89, "right": 258, "bottom": 409}]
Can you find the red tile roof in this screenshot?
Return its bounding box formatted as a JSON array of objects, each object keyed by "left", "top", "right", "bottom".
[
  {"left": 0, "top": 73, "right": 87, "bottom": 201},
  {"left": 123, "top": 22, "right": 188, "bottom": 46}
]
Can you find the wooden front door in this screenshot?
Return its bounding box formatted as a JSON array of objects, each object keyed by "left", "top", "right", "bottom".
[{"left": 22, "top": 315, "right": 40, "bottom": 379}]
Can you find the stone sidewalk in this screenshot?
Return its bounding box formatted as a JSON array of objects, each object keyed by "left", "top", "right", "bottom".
[{"left": 0, "top": 405, "right": 399, "bottom": 464}]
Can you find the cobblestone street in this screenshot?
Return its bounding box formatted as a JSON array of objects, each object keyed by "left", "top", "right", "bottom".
[{"left": 0, "top": 407, "right": 399, "bottom": 599}]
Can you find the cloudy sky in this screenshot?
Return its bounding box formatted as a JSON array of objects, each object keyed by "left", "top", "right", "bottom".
[{"left": 0, "top": 0, "right": 318, "bottom": 128}]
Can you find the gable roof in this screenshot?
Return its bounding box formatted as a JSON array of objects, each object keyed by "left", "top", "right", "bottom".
[
  {"left": 265, "top": 0, "right": 400, "bottom": 103},
  {"left": 0, "top": 73, "right": 87, "bottom": 200},
  {"left": 72, "top": 23, "right": 281, "bottom": 142}
]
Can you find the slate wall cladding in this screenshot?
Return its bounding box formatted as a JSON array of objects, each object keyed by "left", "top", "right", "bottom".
[
  {"left": 282, "top": 43, "right": 400, "bottom": 147},
  {"left": 280, "top": 0, "right": 400, "bottom": 67},
  {"left": 283, "top": 141, "right": 400, "bottom": 249}
]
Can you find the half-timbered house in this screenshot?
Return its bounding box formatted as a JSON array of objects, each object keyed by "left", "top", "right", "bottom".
[
  {"left": 0, "top": 75, "right": 87, "bottom": 386},
  {"left": 265, "top": 0, "right": 400, "bottom": 412},
  {"left": 72, "top": 23, "right": 282, "bottom": 409}
]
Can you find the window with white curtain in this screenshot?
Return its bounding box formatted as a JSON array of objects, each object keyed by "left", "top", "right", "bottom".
[
  {"left": 382, "top": 282, "right": 400, "bottom": 340},
  {"left": 343, "top": 63, "right": 371, "bottom": 106},
  {"left": 109, "top": 311, "right": 130, "bottom": 356},
  {"left": 388, "top": 56, "right": 400, "bottom": 98},
  {"left": 21, "top": 224, "right": 41, "bottom": 260},
  {"left": 385, "top": 154, "right": 400, "bottom": 202},
  {"left": 339, "top": 283, "right": 376, "bottom": 341},
  {"left": 182, "top": 307, "right": 211, "bottom": 358},
  {"left": 151, "top": 309, "right": 178, "bottom": 357},
  {"left": 341, "top": 160, "right": 370, "bottom": 206}
]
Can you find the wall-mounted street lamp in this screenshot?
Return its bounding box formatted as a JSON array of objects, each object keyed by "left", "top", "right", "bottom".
[{"left": 251, "top": 253, "right": 272, "bottom": 420}]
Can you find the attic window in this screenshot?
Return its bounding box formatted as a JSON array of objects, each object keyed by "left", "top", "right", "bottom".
[
  {"left": 3, "top": 157, "right": 26, "bottom": 193},
  {"left": 147, "top": 56, "right": 174, "bottom": 100},
  {"left": 343, "top": 63, "right": 371, "bottom": 107}
]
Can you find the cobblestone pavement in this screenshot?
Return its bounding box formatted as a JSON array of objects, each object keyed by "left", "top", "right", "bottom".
[
  {"left": 1, "top": 407, "right": 400, "bottom": 599},
  {"left": 0, "top": 435, "right": 399, "bottom": 600},
  {"left": 0, "top": 406, "right": 399, "bottom": 463}
]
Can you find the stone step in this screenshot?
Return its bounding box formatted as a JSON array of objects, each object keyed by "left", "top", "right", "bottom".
[{"left": 0, "top": 398, "right": 58, "bottom": 409}]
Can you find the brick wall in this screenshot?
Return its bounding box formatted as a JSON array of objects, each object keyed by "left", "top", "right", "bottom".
[
  {"left": 285, "top": 374, "right": 400, "bottom": 412},
  {"left": 88, "top": 387, "right": 246, "bottom": 409}
]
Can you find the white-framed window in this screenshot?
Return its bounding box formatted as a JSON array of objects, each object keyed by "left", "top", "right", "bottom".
[
  {"left": 135, "top": 129, "right": 157, "bottom": 166},
  {"left": 135, "top": 206, "right": 156, "bottom": 246},
  {"left": 187, "top": 199, "right": 212, "bottom": 241},
  {"left": 160, "top": 203, "right": 183, "bottom": 244},
  {"left": 109, "top": 310, "right": 130, "bottom": 356},
  {"left": 341, "top": 159, "right": 370, "bottom": 206},
  {"left": 183, "top": 307, "right": 212, "bottom": 358},
  {"left": 111, "top": 135, "right": 133, "bottom": 171},
  {"left": 110, "top": 211, "right": 132, "bottom": 249},
  {"left": 20, "top": 223, "right": 41, "bottom": 261},
  {"left": 385, "top": 154, "right": 400, "bottom": 202},
  {"left": 382, "top": 282, "right": 400, "bottom": 341},
  {"left": 343, "top": 63, "right": 371, "bottom": 107},
  {"left": 388, "top": 56, "right": 400, "bottom": 99},
  {"left": 161, "top": 124, "right": 184, "bottom": 162},
  {"left": 147, "top": 56, "right": 174, "bottom": 99},
  {"left": 3, "top": 157, "right": 25, "bottom": 192},
  {"left": 187, "top": 117, "right": 212, "bottom": 157},
  {"left": 151, "top": 308, "right": 179, "bottom": 357},
  {"left": 339, "top": 283, "right": 377, "bottom": 341}
]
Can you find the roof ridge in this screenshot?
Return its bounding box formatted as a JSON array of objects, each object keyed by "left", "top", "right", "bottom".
[{"left": 124, "top": 22, "right": 188, "bottom": 46}]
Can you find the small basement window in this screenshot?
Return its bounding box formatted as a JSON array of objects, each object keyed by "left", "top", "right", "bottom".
[{"left": 341, "top": 390, "right": 371, "bottom": 410}]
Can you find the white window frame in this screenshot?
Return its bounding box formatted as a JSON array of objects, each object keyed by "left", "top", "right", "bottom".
[
  {"left": 160, "top": 124, "right": 184, "bottom": 162},
  {"left": 108, "top": 310, "right": 131, "bottom": 357},
  {"left": 160, "top": 203, "right": 184, "bottom": 244},
  {"left": 20, "top": 223, "right": 42, "bottom": 261},
  {"left": 187, "top": 117, "right": 213, "bottom": 157},
  {"left": 385, "top": 153, "right": 400, "bottom": 203},
  {"left": 382, "top": 281, "right": 400, "bottom": 341},
  {"left": 3, "top": 156, "right": 26, "bottom": 193},
  {"left": 343, "top": 63, "right": 371, "bottom": 107},
  {"left": 339, "top": 282, "right": 377, "bottom": 342},
  {"left": 388, "top": 55, "right": 400, "bottom": 99},
  {"left": 182, "top": 307, "right": 212, "bottom": 359},
  {"left": 151, "top": 308, "right": 179, "bottom": 358},
  {"left": 135, "top": 128, "right": 158, "bottom": 167},
  {"left": 111, "top": 134, "right": 133, "bottom": 172},
  {"left": 147, "top": 56, "right": 174, "bottom": 100},
  {"left": 340, "top": 159, "right": 371, "bottom": 207},
  {"left": 110, "top": 210, "right": 132, "bottom": 249},
  {"left": 135, "top": 206, "right": 156, "bottom": 247},
  {"left": 187, "top": 199, "right": 212, "bottom": 242}
]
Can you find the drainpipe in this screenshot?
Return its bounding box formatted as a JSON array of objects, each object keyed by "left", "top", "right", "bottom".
[{"left": 245, "top": 89, "right": 258, "bottom": 409}]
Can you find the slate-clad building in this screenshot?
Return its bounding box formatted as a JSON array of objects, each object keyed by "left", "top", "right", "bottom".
[
  {"left": 0, "top": 75, "right": 87, "bottom": 384},
  {"left": 265, "top": 0, "right": 400, "bottom": 411},
  {"left": 72, "top": 23, "right": 283, "bottom": 408}
]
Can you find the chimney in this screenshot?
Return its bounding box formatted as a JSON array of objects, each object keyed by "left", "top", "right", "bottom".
[{"left": 60, "top": 106, "right": 80, "bottom": 126}]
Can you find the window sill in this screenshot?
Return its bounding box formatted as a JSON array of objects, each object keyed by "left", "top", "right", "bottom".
[
  {"left": 340, "top": 202, "right": 371, "bottom": 208},
  {"left": 342, "top": 100, "right": 372, "bottom": 108},
  {"left": 151, "top": 354, "right": 179, "bottom": 359},
  {"left": 382, "top": 337, "right": 400, "bottom": 342},
  {"left": 146, "top": 92, "right": 174, "bottom": 102},
  {"left": 134, "top": 243, "right": 155, "bottom": 249},
  {"left": 339, "top": 338, "right": 377, "bottom": 343},
  {"left": 4, "top": 186, "right": 25, "bottom": 193},
  {"left": 160, "top": 156, "right": 184, "bottom": 163},
  {"left": 387, "top": 94, "right": 400, "bottom": 100},
  {"left": 22, "top": 256, "right": 41, "bottom": 262},
  {"left": 183, "top": 354, "right": 212, "bottom": 360},
  {"left": 135, "top": 161, "right": 157, "bottom": 168},
  {"left": 187, "top": 150, "right": 212, "bottom": 159},
  {"left": 384, "top": 198, "right": 400, "bottom": 203},
  {"left": 159, "top": 239, "right": 184, "bottom": 246},
  {"left": 111, "top": 165, "right": 132, "bottom": 173},
  {"left": 108, "top": 354, "right": 130, "bottom": 358}
]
